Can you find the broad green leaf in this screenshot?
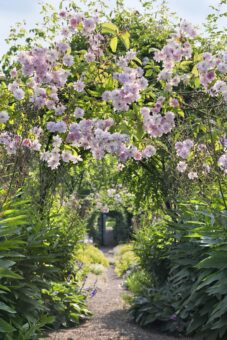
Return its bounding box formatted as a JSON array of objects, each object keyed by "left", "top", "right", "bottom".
[
  {"left": 119, "top": 31, "right": 130, "bottom": 49},
  {"left": 110, "top": 37, "right": 118, "bottom": 53},
  {"left": 39, "top": 315, "right": 55, "bottom": 327},
  {"left": 0, "top": 268, "right": 23, "bottom": 279},
  {"left": 0, "top": 302, "right": 16, "bottom": 314},
  {"left": 194, "top": 77, "right": 201, "bottom": 88},
  {"left": 0, "top": 319, "right": 15, "bottom": 333},
  {"left": 197, "top": 252, "right": 227, "bottom": 269},
  {"left": 145, "top": 69, "right": 153, "bottom": 77},
  {"left": 0, "top": 260, "right": 15, "bottom": 269},
  {"left": 194, "top": 53, "right": 203, "bottom": 62},
  {"left": 192, "top": 65, "right": 199, "bottom": 76},
  {"left": 102, "top": 22, "right": 119, "bottom": 35}
]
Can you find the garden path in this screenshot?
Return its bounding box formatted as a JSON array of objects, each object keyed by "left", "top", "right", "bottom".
[{"left": 45, "top": 248, "right": 190, "bottom": 340}]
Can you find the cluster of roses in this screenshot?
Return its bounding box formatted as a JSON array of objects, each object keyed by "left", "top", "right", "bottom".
[
  {"left": 84, "top": 34, "right": 104, "bottom": 62},
  {"left": 40, "top": 134, "right": 82, "bottom": 170},
  {"left": 175, "top": 139, "right": 194, "bottom": 159},
  {"left": 1, "top": 8, "right": 159, "bottom": 170},
  {"left": 102, "top": 51, "right": 148, "bottom": 112},
  {"left": 7, "top": 9, "right": 101, "bottom": 110},
  {"left": 154, "top": 20, "right": 195, "bottom": 91},
  {"left": 8, "top": 45, "right": 72, "bottom": 110},
  {"left": 59, "top": 10, "right": 97, "bottom": 35},
  {"left": 66, "top": 117, "right": 129, "bottom": 161},
  {"left": 32, "top": 113, "right": 158, "bottom": 169},
  {"left": 0, "top": 131, "right": 41, "bottom": 155},
  {"left": 1, "top": 5, "right": 226, "bottom": 175},
  {"left": 141, "top": 105, "right": 175, "bottom": 138},
  {"left": 175, "top": 138, "right": 227, "bottom": 178},
  {"left": 154, "top": 20, "right": 227, "bottom": 103},
  {"left": 59, "top": 8, "right": 105, "bottom": 62},
  {"left": 151, "top": 19, "right": 227, "bottom": 177},
  {"left": 197, "top": 52, "right": 227, "bottom": 100}
]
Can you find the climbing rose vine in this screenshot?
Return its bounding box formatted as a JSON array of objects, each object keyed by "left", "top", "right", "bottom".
[{"left": 0, "top": 3, "right": 226, "bottom": 177}]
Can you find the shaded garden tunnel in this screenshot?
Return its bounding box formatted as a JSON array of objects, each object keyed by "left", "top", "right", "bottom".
[{"left": 87, "top": 210, "right": 133, "bottom": 247}]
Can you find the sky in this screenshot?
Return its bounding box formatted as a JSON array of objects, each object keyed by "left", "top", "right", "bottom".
[{"left": 0, "top": 0, "right": 225, "bottom": 56}]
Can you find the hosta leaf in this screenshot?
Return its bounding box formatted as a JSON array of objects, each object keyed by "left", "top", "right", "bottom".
[{"left": 39, "top": 315, "right": 55, "bottom": 327}]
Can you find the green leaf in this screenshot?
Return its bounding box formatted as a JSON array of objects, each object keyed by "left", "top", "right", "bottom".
[
  {"left": 102, "top": 22, "right": 119, "bottom": 35},
  {"left": 70, "top": 312, "right": 79, "bottom": 323},
  {"left": 0, "top": 302, "right": 16, "bottom": 314},
  {"left": 1, "top": 215, "right": 27, "bottom": 224},
  {"left": 119, "top": 31, "right": 130, "bottom": 49},
  {"left": 0, "top": 260, "right": 16, "bottom": 269},
  {"left": 0, "top": 239, "right": 26, "bottom": 251},
  {"left": 194, "top": 53, "right": 203, "bottom": 62},
  {"left": 194, "top": 77, "right": 201, "bottom": 88},
  {"left": 110, "top": 37, "right": 118, "bottom": 53},
  {"left": 0, "top": 268, "right": 23, "bottom": 279},
  {"left": 39, "top": 315, "right": 55, "bottom": 327},
  {"left": 133, "top": 57, "right": 142, "bottom": 65},
  {"left": 197, "top": 252, "right": 227, "bottom": 269},
  {"left": 145, "top": 69, "right": 153, "bottom": 77},
  {"left": 0, "top": 285, "right": 10, "bottom": 292},
  {"left": 176, "top": 109, "right": 185, "bottom": 118},
  {"left": 0, "top": 319, "right": 15, "bottom": 333},
  {"left": 192, "top": 65, "right": 199, "bottom": 77}
]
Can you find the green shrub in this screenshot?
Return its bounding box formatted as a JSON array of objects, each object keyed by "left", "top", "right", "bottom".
[
  {"left": 73, "top": 244, "right": 109, "bottom": 278},
  {"left": 134, "top": 219, "right": 173, "bottom": 286},
  {"left": 88, "top": 263, "right": 106, "bottom": 275},
  {"left": 0, "top": 196, "right": 89, "bottom": 339},
  {"left": 125, "top": 270, "right": 151, "bottom": 295},
  {"left": 42, "top": 281, "right": 91, "bottom": 329},
  {"left": 114, "top": 244, "right": 139, "bottom": 277},
  {"left": 114, "top": 244, "right": 134, "bottom": 257},
  {"left": 129, "top": 204, "right": 227, "bottom": 339},
  {"left": 75, "top": 244, "right": 109, "bottom": 267}
]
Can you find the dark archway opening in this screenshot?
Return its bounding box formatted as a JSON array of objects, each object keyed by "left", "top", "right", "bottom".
[
  {"left": 86, "top": 210, "right": 133, "bottom": 246},
  {"left": 98, "top": 210, "right": 133, "bottom": 247}
]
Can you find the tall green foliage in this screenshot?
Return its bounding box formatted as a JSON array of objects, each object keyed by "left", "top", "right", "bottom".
[
  {"left": 0, "top": 194, "right": 89, "bottom": 339},
  {"left": 129, "top": 201, "right": 227, "bottom": 339}
]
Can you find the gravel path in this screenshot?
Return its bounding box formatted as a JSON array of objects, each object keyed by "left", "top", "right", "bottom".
[{"left": 44, "top": 249, "right": 190, "bottom": 340}]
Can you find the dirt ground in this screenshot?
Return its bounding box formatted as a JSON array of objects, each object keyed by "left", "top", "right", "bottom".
[{"left": 43, "top": 249, "right": 191, "bottom": 340}]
